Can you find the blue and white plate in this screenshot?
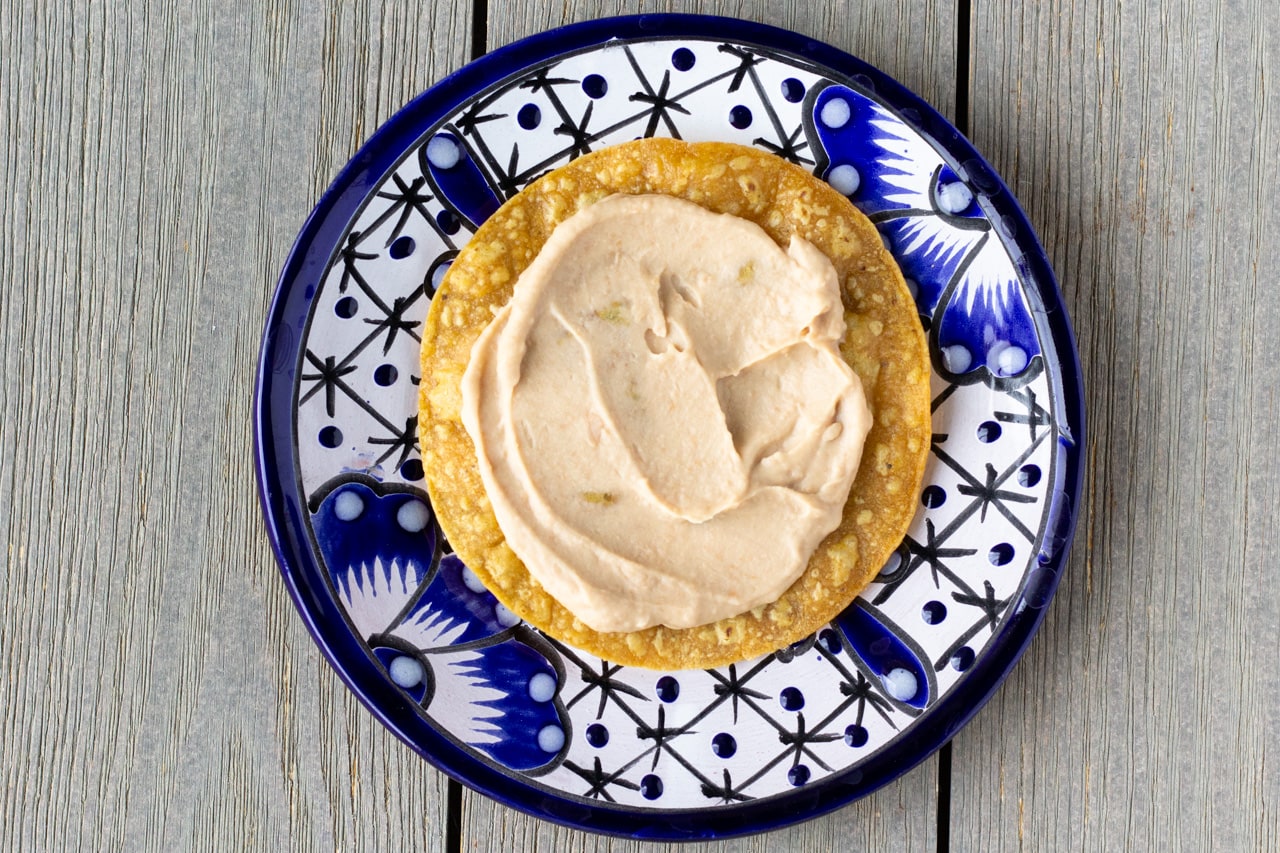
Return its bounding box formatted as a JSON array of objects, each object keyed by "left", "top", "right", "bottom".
[{"left": 256, "top": 15, "right": 1084, "bottom": 840}]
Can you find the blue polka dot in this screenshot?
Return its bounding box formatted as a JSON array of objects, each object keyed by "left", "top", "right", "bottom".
[
  {"left": 374, "top": 364, "right": 398, "bottom": 386},
  {"left": 400, "top": 459, "right": 424, "bottom": 481},
  {"left": 527, "top": 672, "right": 556, "bottom": 702},
  {"left": 671, "top": 47, "right": 695, "bottom": 71},
  {"left": 781, "top": 78, "right": 805, "bottom": 102},
  {"left": 656, "top": 676, "right": 679, "bottom": 702},
  {"left": 922, "top": 600, "right": 947, "bottom": 624},
  {"left": 989, "top": 543, "right": 1015, "bottom": 566},
  {"left": 436, "top": 209, "right": 461, "bottom": 235},
  {"left": 977, "top": 420, "right": 1002, "bottom": 442},
  {"left": 388, "top": 655, "right": 423, "bottom": 688},
  {"left": 711, "top": 732, "right": 736, "bottom": 758},
  {"left": 585, "top": 723, "right": 609, "bottom": 748},
  {"left": 582, "top": 74, "right": 608, "bottom": 99},
  {"left": 844, "top": 724, "right": 869, "bottom": 747},
  {"left": 389, "top": 236, "right": 415, "bottom": 259},
  {"left": 517, "top": 103, "right": 541, "bottom": 129},
  {"left": 729, "top": 105, "right": 752, "bottom": 128},
  {"left": 396, "top": 500, "right": 429, "bottom": 533},
  {"left": 333, "top": 490, "right": 363, "bottom": 521},
  {"left": 922, "top": 485, "right": 946, "bottom": 508},
  {"left": 1019, "top": 464, "right": 1042, "bottom": 487},
  {"left": 951, "top": 646, "right": 976, "bottom": 671},
  {"left": 334, "top": 296, "right": 358, "bottom": 318},
  {"left": 819, "top": 628, "right": 842, "bottom": 654},
  {"left": 318, "top": 426, "right": 342, "bottom": 448},
  {"left": 640, "top": 774, "right": 664, "bottom": 799},
  {"left": 788, "top": 764, "right": 811, "bottom": 786},
  {"left": 780, "top": 687, "right": 804, "bottom": 711},
  {"left": 537, "top": 725, "right": 565, "bottom": 753}
]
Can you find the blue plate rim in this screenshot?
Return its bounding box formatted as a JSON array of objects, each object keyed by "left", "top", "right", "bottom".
[{"left": 254, "top": 13, "right": 1086, "bottom": 841}]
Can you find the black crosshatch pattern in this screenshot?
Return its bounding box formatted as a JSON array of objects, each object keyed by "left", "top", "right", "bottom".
[{"left": 293, "top": 39, "right": 1057, "bottom": 808}]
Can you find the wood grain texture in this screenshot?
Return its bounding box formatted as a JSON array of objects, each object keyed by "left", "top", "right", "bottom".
[
  {"left": 0, "top": 1, "right": 468, "bottom": 849},
  {"left": 460, "top": 758, "right": 937, "bottom": 853},
  {"left": 486, "top": 0, "right": 958, "bottom": 123},
  {"left": 460, "top": 2, "right": 957, "bottom": 849},
  {"left": 952, "top": 1, "right": 1280, "bottom": 850}
]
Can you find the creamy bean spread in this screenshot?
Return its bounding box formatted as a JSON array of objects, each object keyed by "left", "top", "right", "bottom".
[{"left": 460, "top": 194, "right": 872, "bottom": 632}]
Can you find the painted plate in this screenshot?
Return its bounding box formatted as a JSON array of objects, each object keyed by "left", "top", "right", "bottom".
[{"left": 255, "top": 14, "right": 1084, "bottom": 840}]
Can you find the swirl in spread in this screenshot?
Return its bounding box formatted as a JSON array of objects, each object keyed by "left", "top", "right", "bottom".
[{"left": 461, "top": 194, "right": 872, "bottom": 632}]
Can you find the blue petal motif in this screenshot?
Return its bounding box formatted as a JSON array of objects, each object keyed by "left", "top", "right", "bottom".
[
  {"left": 418, "top": 130, "right": 502, "bottom": 229},
  {"left": 933, "top": 243, "right": 1042, "bottom": 383},
  {"left": 805, "top": 84, "right": 1042, "bottom": 386},
  {"left": 311, "top": 477, "right": 437, "bottom": 640},
  {"left": 425, "top": 633, "right": 568, "bottom": 773},
  {"left": 310, "top": 474, "right": 568, "bottom": 773},
  {"left": 388, "top": 554, "right": 517, "bottom": 649},
  {"left": 835, "top": 602, "right": 934, "bottom": 710},
  {"left": 371, "top": 646, "right": 430, "bottom": 704},
  {"left": 807, "top": 84, "right": 939, "bottom": 217}
]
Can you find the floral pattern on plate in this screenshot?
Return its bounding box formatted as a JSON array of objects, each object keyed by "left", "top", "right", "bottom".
[{"left": 260, "top": 16, "right": 1082, "bottom": 835}]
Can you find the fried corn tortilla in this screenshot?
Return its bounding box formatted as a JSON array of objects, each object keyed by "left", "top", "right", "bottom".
[{"left": 419, "top": 138, "right": 930, "bottom": 670}]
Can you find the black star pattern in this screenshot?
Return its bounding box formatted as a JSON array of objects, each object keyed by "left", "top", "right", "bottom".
[
  {"left": 700, "top": 769, "right": 751, "bottom": 804},
  {"left": 558, "top": 649, "right": 648, "bottom": 719},
  {"left": 717, "top": 44, "right": 764, "bottom": 92},
  {"left": 717, "top": 44, "right": 813, "bottom": 166},
  {"left": 707, "top": 662, "right": 770, "bottom": 724},
  {"left": 337, "top": 232, "right": 379, "bottom": 294},
  {"left": 562, "top": 757, "right": 640, "bottom": 802},
  {"left": 956, "top": 462, "right": 1038, "bottom": 523},
  {"left": 836, "top": 669, "right": 899, "bottom": 729},
  {"left": 366, "top": 173, "right": 463, "bottom": 251},
  {"left": 879, "top": 518, "right": 979, "bottom": 605},
  {"left": 300, "top": 347, "right": 419, "bottom": 466},
  {"left": 627, "top": 67, "right": 691, "bottom": 138},
  {"left": 635, "top": 706, "right": 695, "bottom": 771},
  {"left": 518, "top": 67, "right": 578, "bottom": 95},
  {"left": 371, "top": 175, "right": 435, "bottom": 247},
  {"left": 368, "top": 415, "right": 418, "bottom": 469},
  {"left": 493, "top": 144, "right": 525, "bottom": 197},
  {"left": 454, "top": 100, "right": 507, "bottom": 136},
  {"left": 933, "top": 430, "right": 1049, "bottom": 543},
  {"left": 553, "top": 101, "right": 596, "bottom": 160},
  {"left": 300, "top": 352, "right": 357, "bottom": 418},
  {"left": 470, "top": 43, "right": 820, "bottom": 190},
  {"left": 951, "top": 580, "right": 1009, "bottom": 631},
  {"left": 933, "top": 584, "right": 1016, "bottom": 672},
  {"left": 776, "top": 712, "right": 842, "bottom": 771},
  {"left": 361, "top": 293, "right": 422, "bottom": 355},
  {"left": 753, "top": 124, "right": 811, "bottom": 165},
  {"left": 996, "top": 386, "right": 1052, "bottom": 441}
]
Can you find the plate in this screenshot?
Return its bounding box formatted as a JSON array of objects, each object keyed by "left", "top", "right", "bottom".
[{"left": 255, "top": 14, "right": 1084, "bottom": 840}]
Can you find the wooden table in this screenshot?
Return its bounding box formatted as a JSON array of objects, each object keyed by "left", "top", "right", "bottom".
[{"left": 5, "top": 1, "right": 1277, "bottom": 849}]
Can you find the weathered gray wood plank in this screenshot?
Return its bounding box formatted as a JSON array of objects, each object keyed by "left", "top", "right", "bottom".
[
  {"left": 487, "top": 0, "right": 957, "bottom": 123},
  {"left": 0, "top": 1, "right": 468, "bottom": 849},
  {"left": 952, "top": 1, "right": 1280, "bottom": 850},
  {"left": 461, "top": 2, "right": 957, "bottom": 848},
  {"left": 461, "top": 759, "right": 936, "bottom": 852}
]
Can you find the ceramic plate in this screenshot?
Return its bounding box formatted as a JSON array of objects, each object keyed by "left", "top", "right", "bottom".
[{"left": 256, "top": 15, "right": 1084, "bottom": 840}]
